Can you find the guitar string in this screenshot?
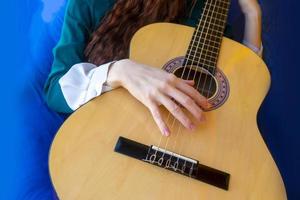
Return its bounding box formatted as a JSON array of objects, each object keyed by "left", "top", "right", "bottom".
[
  {"left": 161, "top": 0, "right": 212, "bottom": 167},
  {"left": 172, "top": 0, "right": 215, "bottom": 173},
  {"left": 181, "top": 0, "right": 220, "bottom": 175},
  {"left": 197, "top": 0, "right": 229, "bottom": 101},
  {"left": 185, "top": 0, "right": 229, "bottom": 107},
  {"left": 189, "top": 1, "right": 228, "bottom": 176},
  {"left": 192, "top": 0, "right": 226, "bottom": 98},
  {"left": 166, "top": 0, "right": 226, "bottom": 172},
  {"left": 199, "top": 0, "right": 229, "bottom": 85},
  {"left": 150, "top": 110, "right": 171, "bottom": 163},
  {"left": 167, "top": 0, "right": 230, "bottom": 173},
  {"left": 158, "top": 112, "right": 178, "bottom": 166},
  {"left": 202, "top": 1, "right": 231, "bottom": 179},
  {"left": 161, "top": 0, "right": 215, "bottom": 172},
  {"left": 149, "top": 0, "right": 228, "bottom": 169},
  {"left": 150, "top": 0, "right": 211, "bottom": 162},
  {"left": 174, "top": 0, "right": 229, "bottom": 174},
  {"left": 160, "top": 0, "right": 231, "bottom": 178}
]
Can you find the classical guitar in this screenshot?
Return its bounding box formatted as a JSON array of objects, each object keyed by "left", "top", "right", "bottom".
[{"left": 49, "top": 0, "right": 287, "bottom": 199}]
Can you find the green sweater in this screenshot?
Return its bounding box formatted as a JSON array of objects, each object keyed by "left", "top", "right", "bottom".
[{"left": 44, "top": 0, "right": 225, "bottom": 114}]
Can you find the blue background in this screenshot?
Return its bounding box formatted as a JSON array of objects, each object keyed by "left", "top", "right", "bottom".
[{"left": 0, "top": 0, "right": 299, "bottom": 199}]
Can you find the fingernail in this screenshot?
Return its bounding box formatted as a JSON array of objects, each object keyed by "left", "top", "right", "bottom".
[
  {"left": 206, "top": 101, "right": 212, "bottom": 109},
  {"left": 189, "top": 124, "right": 196, "bottom": 131},
  {"left": 164, "top": 128, "right": 170, "bottom": 136}
]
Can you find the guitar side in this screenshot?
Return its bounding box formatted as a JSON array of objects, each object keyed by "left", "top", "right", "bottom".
[{"left": 49, "top": 23, "right": 287, "bottom": 199}]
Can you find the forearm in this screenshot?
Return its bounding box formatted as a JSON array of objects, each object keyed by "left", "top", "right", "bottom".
[{"left": 243, "top": 8, "right": 262, "bottom": 49}]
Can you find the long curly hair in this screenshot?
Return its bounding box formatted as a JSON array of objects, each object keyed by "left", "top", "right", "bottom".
[{"left": 84, "top": 0, "right": 193, "bottom": 65}]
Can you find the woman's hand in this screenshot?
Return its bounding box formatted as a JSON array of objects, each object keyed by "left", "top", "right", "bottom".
[{"left": 106, "top": 59, "right": 210, "bottom": 136}]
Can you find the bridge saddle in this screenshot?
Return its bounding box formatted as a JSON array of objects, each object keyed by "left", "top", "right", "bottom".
[{"left": 143, "top": 145, "right": 198, "bottom": 177}]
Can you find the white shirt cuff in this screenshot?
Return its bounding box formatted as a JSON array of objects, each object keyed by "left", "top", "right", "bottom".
[{"left": 59, "top": 61, "right": 115, "bottom": 111}]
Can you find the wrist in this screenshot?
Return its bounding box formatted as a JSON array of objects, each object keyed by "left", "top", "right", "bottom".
[
  {"left": 106, "top": 59, "right": 128, "bottom": 88},
  {"left": 106, "top": 61, "right": 122, "bottom": 88}
]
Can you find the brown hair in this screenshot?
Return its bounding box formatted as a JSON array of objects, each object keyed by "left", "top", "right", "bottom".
[{"left": 84, "top": 0, "right": 191, "bottom": 65}]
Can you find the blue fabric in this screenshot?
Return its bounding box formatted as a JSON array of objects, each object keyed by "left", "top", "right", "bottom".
[
  {"left": 1, "top": 0, "right": 68, "bottom": 199},
  {"left": 1, "top": 0, "right": 299, "bottom": 199},
  {"left": 19, "top": 0, "right": 68, "bottom": 199},
  {"left": 258, "top": 1, "right": 300, "bottom": 198}
]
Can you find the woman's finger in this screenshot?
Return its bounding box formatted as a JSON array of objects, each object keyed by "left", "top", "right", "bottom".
[
  {"left": 147, "top": 101, "right": 170, "bottom": 136},
  {"left": 156, "top": 93, "right": 195, "bottom": 131},
  {"left": 164, "top": 85, "right": 205, "bottom": 122},
  {"left": 176, "top": 79, "right": 211, "bottom": 110},
  {"left": 183, "top": 79, "right": 195, "bottom": 86}
]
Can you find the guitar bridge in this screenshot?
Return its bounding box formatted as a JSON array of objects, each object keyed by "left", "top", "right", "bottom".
[{"left": 114, "top": 137, "right": 230, "bottom": 190}]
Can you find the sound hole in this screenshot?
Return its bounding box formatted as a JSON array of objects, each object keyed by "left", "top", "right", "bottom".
[{"left": 174, "top": 66, "right": 217, "bottom": 99}]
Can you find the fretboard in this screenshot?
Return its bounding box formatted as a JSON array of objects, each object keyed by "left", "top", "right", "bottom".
[{"left": 185, "top": 0, "right": 231, "bottom": 74}]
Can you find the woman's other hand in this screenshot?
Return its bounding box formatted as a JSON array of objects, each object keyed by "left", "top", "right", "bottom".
[{"left": 106, "top": 59, "right": 210, "bottom": 136}]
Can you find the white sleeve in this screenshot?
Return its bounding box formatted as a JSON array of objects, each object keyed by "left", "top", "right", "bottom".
[
  {"left": 243, "top": 40, "right": 263, "bottom": 57},
  {"left": 58, "top": 61, "right": 115, "bottom": 111}
]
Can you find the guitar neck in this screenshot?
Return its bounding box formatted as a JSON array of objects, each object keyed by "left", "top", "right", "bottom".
[{"left": 185, "top": 0, "right": 231, "bottom": 73}]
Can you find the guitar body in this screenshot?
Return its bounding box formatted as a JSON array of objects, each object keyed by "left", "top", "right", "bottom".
[{"left": 49, "top": 23, "right": 287, "bottom": 199}]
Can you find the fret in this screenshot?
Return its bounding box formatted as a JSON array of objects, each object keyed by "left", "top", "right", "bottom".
[
  {"left": 201, "top": 51, "right": 218, "bottom": 63},
  {"left": 186, "top": 51, "right": 218, "bottom": 64},
  {"left": 185, "top": 58, "right": 217, "bottom": 70},
  {"left": 207, "top": 0, "right": 230, "bottom": 5},
  {"left": 190, "top": 40, "right": 221, "bottom": 50},
  {"left": 206, "top": 0, "right": 230, "bottom": 9},
  {"left": 204, "top": 6, "right": 228, "bottom": 18},
  {"left": 193, "top": 35, "right": 223, "bottom": 44},
  {"left": 206, "top": 1, "right": 230, "bottom": 8},
  {"left": 185, "top": 60, "right": 215, "bottom": 70},
  {"left": 200, "top": 22, "right": 225, "bottom": 30},
  {"left": 188, "top": 49, "right": 220, "bottom": 61},
  {"left": 189, "top": 43, "right": 220, "bottom": 53},
  {"left": 195, "top": 25, "right": 224, "bottom": 37},
  {"left": 188, "top": 50, "right": 219, "bottom": 63},
  {"left": 195, "top": 27, "right": 224, "bottom": 35},
  {"left": 207, "top": 34, "right": 223, "bottom": 42},
  {"left": 187, "top": 54, "right": 218, "bottom": 64},
  {"left": 198, "top": 23, "right": 225, "bottom": 33},
  {"left": 186, "top": 52, "right": 219, "bottom": 62},
  {"left": 202, "top": 0, "right": 230, "bottom": 22},
  {"left": 186, "top": 57, "right": 216, "bottom": 66},
  {"left": 207, "top": 3, "right": 229, "bottom": 13},
  {"left": 191, "top": 35, "right": 223, "bottom": 45},
  {"left": 213, "top": 12, "right": 228, "bottom": 20},
  {"left": 203, "top": 15, "right": 227, "bottom": 26},
  {"left": 188, "top": 50, "right": 218, "bottom": 63},
  {"left": 190, "top": 56, "right": 218, "bottom": 66},
  {"left": 201, "top": 12, "right": 227, "bottom": 24},
  {"left": 213, "top": 0, "right": 230, "bottom": 8},
  {"left": 200, "top": 10, "right": 228, "bottom": 19},
  {"left": 193, "top": 34, "right": 223, "bottom": 45},
  {"left": 202, "top": 8, "right": 228, "bottom": 18},
  {"left": 197, "top": 22, "right": 226, "bottom": 33},
  {"left": 189, "top": 41, "right": 221, "bottom": 52},
  {"left": 187, "top": 50, "right": 218, "bottom": 62},
  {"left": 200, "top": 51, "right": 219, "bottom": 61},
  {"left": 199, "top": 38, "right": 222, "bottom": 47}
]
